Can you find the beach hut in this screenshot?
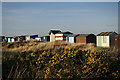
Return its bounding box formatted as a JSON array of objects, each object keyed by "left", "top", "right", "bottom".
[
  {"left": 76, "top": 34, "right": 96, "bottom": 44},
  {"left": 26, "top": 35, "right": 38, "bottom": 41},
  {"left": 17, "top": 36, "right": 26, "bottom": 41},
  {"left": 35, "top": 37, "right": 41, "bottom": 41},
  {"left": 6, "top": 37, "right": 13, "bottom": 43},
  {"left": 0, "top": 36, "right": 5, "bottom": 42},
  {"left": 41, "top": 36, "right": 50, "bottom": 42},
  {"left": 66, "top": 34, "right": 79, "bottom": 43},
  {"left": 115, "top": 34, "right": 120, "bottom": 49},
  {"left": 97, "top": 32, "right": 117, "bottom": 47},
  {"left": 12, "top": 35, "right": 26, "bottom": 42},
  {"left": 11, "top": 38, "right": 15, "bottom": 42},
  {"left": 55, "top": 31, "right": 73, "bottom": 41},
  {"left": 0, "top": 36, "right": 2, "bottom": 42},
  {"left": 49, "top": 30, "right": 61, "bottom": 42}
]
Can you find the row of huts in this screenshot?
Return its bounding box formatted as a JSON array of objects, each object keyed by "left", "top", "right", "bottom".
[
  {"left": 1, "top": 35, "right": 38, "bottom": 43},
  {"left": 0, "top": 30, "right": 120, "bottom": 48},
  {"left": 49, "top": 30, "right": 118, "bottom": 48}
]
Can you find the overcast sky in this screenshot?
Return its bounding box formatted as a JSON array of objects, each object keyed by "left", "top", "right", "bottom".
[{"left": 2, "top": 2, "right": 118, "bottom": 36}]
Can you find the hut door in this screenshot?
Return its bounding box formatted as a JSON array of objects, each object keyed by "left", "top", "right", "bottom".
[{"left": 98, "top": 36, "right": 102, "bottom": 46}]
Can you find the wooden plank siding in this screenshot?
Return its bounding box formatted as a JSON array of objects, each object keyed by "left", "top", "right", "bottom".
[
  {"left": 86, "top": 34, "right": 96, "bottom": 44},
  {"left": 76, "top": 34, "right": 96, "bottom": 44},
  {"left": 76, "top": 37, "right": 86, "bottom": 43},
  {"left": 115, "top": 35, "right": 120, "bottom": 49},
  {"left": 97, "top": 32, "right": 117, "bottom": 47}
]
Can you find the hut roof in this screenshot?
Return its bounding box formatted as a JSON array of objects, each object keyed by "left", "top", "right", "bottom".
[
  {"left": 97, "top": 32, "right": 117, "bottom": 36},
  {"left": 49, "top": 30, "right": 61, "bottom": 35},
  {"left": 115, "top": 34, "right": 120, "bottom": 37},
  {"left": 57, "top": 31, "right": 73, "bottom": 34},
  {"left": 67, "top": 34, "right": 79, "bottom": 37},
  {"left": 77, "top": 34, "right": 91, "bottom": 37}
]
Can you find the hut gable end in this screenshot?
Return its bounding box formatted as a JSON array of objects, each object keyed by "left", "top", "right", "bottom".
[
  {"left": 97, "top": 32, "right": 117, "bottom": 47},
  {"left": 49, "top": 30, "right": 61, "bottom": 35}
]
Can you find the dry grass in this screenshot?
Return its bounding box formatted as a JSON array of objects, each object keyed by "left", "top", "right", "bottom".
[
  {"left": 2, "top": 40, "right": 98, "bottom": 53},
  {"left": 2, "top": 40, "right": 119, "bottom": 58},
  {"left": 2, "top": 40, "right": 120, "bottom": 79}
]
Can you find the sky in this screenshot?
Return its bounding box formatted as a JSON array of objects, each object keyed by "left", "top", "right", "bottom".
[
  {"left": 0, "top": 2, "right": 2, "bottom": 36},
  {"left": 2, "top": 0, "right": 120, "bottom": 2},
  {"left": 2, "top": 2, "right": 118, "bottom": 37}
]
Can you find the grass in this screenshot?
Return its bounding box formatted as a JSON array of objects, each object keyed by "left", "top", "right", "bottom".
[
  {"left": 2, "top": 40, "right": 120, "bottom": 79},
  {"left": 2, "top": 40, "right": 98, "bottom": 53}
]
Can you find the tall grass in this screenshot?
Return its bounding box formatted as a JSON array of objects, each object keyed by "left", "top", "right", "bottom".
[
  {"left": 2, "top": 40, "right": 97, "bottom": 53},
  {"left": 2, "top": 40, "right": 120, "bottom": 79}
]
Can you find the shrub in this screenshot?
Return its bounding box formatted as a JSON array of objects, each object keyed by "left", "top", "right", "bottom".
[{"left": 2, "top": 48, "right": 120, "bottom": 79}]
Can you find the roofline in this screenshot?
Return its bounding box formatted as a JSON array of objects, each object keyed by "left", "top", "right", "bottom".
[
  {"left": 67, "top": 34, "right": 79, "bottom": 37},
  {"left": 56, "top": 31, "right": 73, "bottom": 34},
  {"left": 49, "top": 30, "right": 61, "bottom": 35},
  {"left": 97, "top": 32, "right": 117, "bottom": 36}
]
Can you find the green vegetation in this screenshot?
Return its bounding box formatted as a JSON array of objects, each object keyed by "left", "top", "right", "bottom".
[{"left": 2, "top": 47, "right": 120, "bottom": 79}]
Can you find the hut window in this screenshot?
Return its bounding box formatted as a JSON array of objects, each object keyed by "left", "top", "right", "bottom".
[{"left": 103, "top": 36, "right": 107, "bottom": 43}]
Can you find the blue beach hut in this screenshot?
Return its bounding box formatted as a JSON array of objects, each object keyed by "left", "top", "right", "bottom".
[{"left": 66, "top": 34, "right": 79, "bottom": 43}]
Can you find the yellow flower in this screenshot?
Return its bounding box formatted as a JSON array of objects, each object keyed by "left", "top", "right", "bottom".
[
  {"left": 74, "top": 50, "right": 78, "bottom": 53},
  {"left": 73, "top": 67, "right": 75, "bottom": 69},
  {"left": 56, "top": 73, "right": 60, "bottom": 76},
  {"left": 92, "top": 65, "right": 94, "bottom": 68},
  {"left": 31, "top": 53, "right": 33, "bottom": 56},
  {"left": 64, "top": 51, "right": 67, "bottom": 54},
  {"left": 33, "top": 54, "right": 35, "bottom": 57},
  {"left": 31, "top": 53, "right": 35, "bottom": 57},
  {"left": 20, "top": 57, "right": 24, "bottom": 61},
  {"left": 102, "top": 71, "right": 104, "bottom": 73},
  {"left": 96, "top": 59, "right": 99, "bottom": 61},
  {"left": 85, "top": 54, "right": 88, "bottom": 57},
  {"left": 112, "top": 72, "right": 117, "bottom": 76},
  {"left": 99, "top": 63, "right": 103, "bottom": 66},
  {"left": 37, "top": 57, "right": 40, "bottom": 61},
  {"left": 52, "top": 60, "right": 54, "bottom": 62},
  {"left": 60, "top": 76, "right": 62, "bottom": 78},
  {"left": 36, "top": 62, "right": 38, "bottom": 64},
  {"left": 16, "top": 62, "right": 19, "bottom": 65},
  {"left": 83, "top": 65, "right": 87, "bottom": 69},
  {"left": 39, "top": 54, "right": 42, "bottom": 57},
  {"left": 58, "top": 69, "right": 62, "bottom": 73},
  {"left": 68, "top": 76, "right": 72, "bottom": 78},
  {"left": 91, "top": 58, "right": 94, "bottom": 62},
  {"left": 53, "top": 62, "right": 55, "bottom": 64},
  {"left": 45, "top": 74, "right": 47, "bottom": 79},
  {"left": 69, "top": 48, "right": 71, "bottom": 50},
  {"left": 49, "top": 60, "right": 51, "bottom": 63},
  {"left": 42, "top": 52, "right": 46, "bottom": 55},
  {"left": 46, "top": 67, "right": 50, "bottom": 74},
  {"left": 94, "top": 52, "right": 97, "bottom": 55},
  {"left": 103, "top": 67, "right": 107, "bottom": 70},
  {"left": 97, "top": 68, "right": 100, "bottom": 72},
  {"left": 41, "top": 61, "right": 44, "bottom": 63},
  {"left": 90, "top": 53, "right": 92, "bottom": 57},
  {"left": 95, "top": 73, "right": 97, "bottom": 75},
  {"left": 92, "top": 50, "right": 95, "bottom": 52}
]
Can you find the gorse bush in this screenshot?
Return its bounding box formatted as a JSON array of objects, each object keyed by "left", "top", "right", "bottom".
[{"left": 2, "top": 48, "right": 120, "bottom": 79}]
